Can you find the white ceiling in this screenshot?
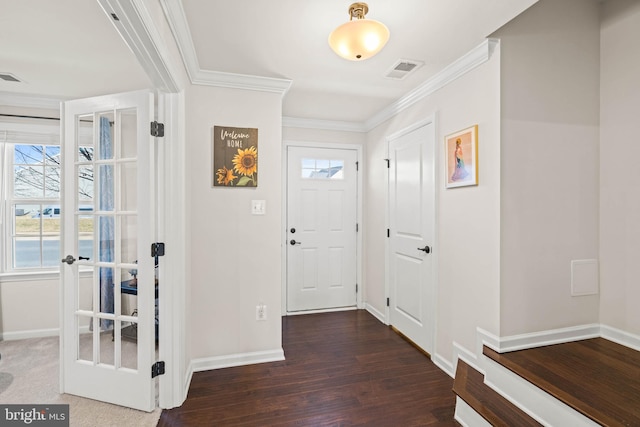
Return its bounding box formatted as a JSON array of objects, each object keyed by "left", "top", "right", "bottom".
[{"left": 0, "top": 0, "right": 537, "bottom": 123}]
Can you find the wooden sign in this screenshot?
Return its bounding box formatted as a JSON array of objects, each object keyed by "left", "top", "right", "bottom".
[{"left": 213, "top": 126, "right": 258, "bottom": 187}]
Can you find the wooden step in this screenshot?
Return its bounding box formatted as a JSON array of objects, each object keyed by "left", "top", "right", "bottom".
[
  {"left": 483, "top": 338, "right": 640, "bottom": 427},
  {"left": 453, "top": 358, "right": 542, "bottom": 427}
]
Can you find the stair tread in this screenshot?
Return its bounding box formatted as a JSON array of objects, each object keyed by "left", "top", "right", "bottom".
[
  {"left": 483, "top": 338, "right": 640, "bottom": 427},
  {"left": 453, "top": 358, "right": 542, "bottom": 427}
]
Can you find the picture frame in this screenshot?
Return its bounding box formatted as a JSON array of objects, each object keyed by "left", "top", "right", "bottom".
[
  {"left": 212, "top": 126, "right": 258, "bottom": 187},
  {"left": 445, "top": 125, "right": 478, "bottom": 188}
]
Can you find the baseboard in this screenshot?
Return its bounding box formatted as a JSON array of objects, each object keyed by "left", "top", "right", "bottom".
[
  {"left": 183, "top": 363, "right": 194, "bottom": 403},
  {"left": 600, "top": 324, "right": 640, "bottom": 352},
  {"left": 479, "top": 324, "right": 601, "bottom": 353},
  {"left": 191, "top": 348, "right": 285, "bottom": 373},
  {"left": 483, "top": 356, "right": 598, "bottom": 427},
  {"left": 286, "top": 306, "right": 357, "bottom": 316},
  {"left": 432, "top": 353, "right": 455, "bottom": 378},
  {"left": 0, "top": 327, "right": 59, "bottom": 340},
  {"left": 453, "top": 341, "right": 482, "bottom": 375},
  {"left": 364, "top": 303, "right": 386, "bottom": 324},
  {"left": 0, "top": 325, "right": 93, "bottom": 341},
  {"left": 454, "top": 396, "right": 492, "bottom": 427}
]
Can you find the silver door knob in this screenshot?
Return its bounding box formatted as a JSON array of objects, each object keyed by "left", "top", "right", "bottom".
[{"left": 61, "top": 255, "right": 76, "bottom": 265}]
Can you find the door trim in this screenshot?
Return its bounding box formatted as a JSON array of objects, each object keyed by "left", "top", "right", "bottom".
[
  {"left": 76, "top": 0, "right": 186, "bottom": 410},
  {"left": 384, "top": 114, "right": 439, "bottom": 346},
  {"left": 282, "top": 141, "right": 363, "bottom": 316}
]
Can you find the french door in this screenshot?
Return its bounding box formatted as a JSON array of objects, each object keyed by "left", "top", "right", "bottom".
[
  {"left": 388, "top": 121, "right": 436, "bottom": 354},
  {"left": 286, "top": 146, "right": 358, "bottom": 312},
  {"left": 60, "top": 90, "right": 157, "bottom": 411}
]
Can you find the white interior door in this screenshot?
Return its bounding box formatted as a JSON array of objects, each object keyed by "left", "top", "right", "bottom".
[
  {"left": 60, "top": 90, "right": 157, "bottom": 411},
  {"left": 388, "top": 121, "right": 436, "bottom": 354},
  {"left": 287, "top": 146, "right": 358, "bottom": 312}
]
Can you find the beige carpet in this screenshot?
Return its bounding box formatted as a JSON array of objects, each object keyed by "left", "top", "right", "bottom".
[{"left": 0, "top": 335, "right": 161, "bottom": 427}]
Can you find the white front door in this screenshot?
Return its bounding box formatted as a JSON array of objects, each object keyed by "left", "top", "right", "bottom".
[
  {"left": 286, "top": 146, "right": 358, "bottom": 312},
  {"left": 60, "top": 90, "right": 157, "bottom": 411},
  {"left": 388, "top": 121, "right": 436, "bottom": 354}
]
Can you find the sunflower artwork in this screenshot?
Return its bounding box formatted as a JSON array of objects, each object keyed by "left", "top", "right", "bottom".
[{"left": 213, "top": 126, "right": 258, "bottom": 187}]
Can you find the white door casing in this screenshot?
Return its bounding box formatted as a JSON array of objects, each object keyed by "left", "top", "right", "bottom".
[
  {"left": 387, "top": 120, "right": 436, "bottom": 354},
  {"left": 286, "top": 146, "right": 358, "bottom": 312},
  {"left": 60, "top": 90, "right": 157, "bottom": 411}
]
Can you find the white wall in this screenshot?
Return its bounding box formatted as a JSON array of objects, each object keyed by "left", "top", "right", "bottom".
[
  {"left": 364, "top": 47, "right": 501, "bottom": 364},
  {"left": 282, "top": 126, "right": 366, "bottom": 146},
  {"left": 186, "top": 85, "right": 284, "bottom": 360},
  {"left": 494, "top": 0, "right": 601, "bottom": 336},
  {"left": 600, "top": 0, "right": 640, "bottom": 335},
  {"left": 0, "top": 276, "right": 93, "bottom": 339}
]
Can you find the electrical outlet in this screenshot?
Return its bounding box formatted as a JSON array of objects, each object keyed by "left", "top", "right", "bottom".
[{"left": 256, "top": 304, "right": 267, "bottom": 321}]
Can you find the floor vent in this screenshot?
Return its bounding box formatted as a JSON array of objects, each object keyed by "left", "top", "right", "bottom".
[
  {"left": 0, "top": 73, "right": 21, "bottom": 82},
  {"left": 385, "top": 60, "right": 423, "bottom": 80}
]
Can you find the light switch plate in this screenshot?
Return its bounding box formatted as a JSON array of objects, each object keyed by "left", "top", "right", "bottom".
[{"left": 252, "top": 200, "right": 266, "bottom": 215}]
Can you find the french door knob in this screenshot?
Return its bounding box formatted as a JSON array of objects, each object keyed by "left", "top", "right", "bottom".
[
  {"left": 417, "top": 246, "right": 431, "bottom": 254},
  {"left": 61, "top": 255, "right": 76, "bottom": 265},
  {"left": 290, "top": 239, "right": 301, "bottom": 246}
]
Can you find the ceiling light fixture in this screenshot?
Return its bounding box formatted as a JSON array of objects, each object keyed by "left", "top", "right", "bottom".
[{"left": 328, "top": 2, "right": 390, "bottom": 61}]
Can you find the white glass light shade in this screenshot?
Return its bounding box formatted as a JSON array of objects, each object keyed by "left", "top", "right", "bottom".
[{"left": 328, "top": 19, "right": 390, "bottom": 61}]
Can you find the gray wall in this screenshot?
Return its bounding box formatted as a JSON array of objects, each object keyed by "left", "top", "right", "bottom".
[{"left": 494, "top": 0, "right": 601, "bottom": 335}]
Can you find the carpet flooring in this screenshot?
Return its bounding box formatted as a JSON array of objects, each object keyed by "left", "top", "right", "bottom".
[{"left": 0, "top": 334, "right": 161, "bottom": 427}]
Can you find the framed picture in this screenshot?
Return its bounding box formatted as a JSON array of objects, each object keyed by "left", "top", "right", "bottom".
[
  {"left": 445, "top": 125, "right": 478, "bottom": 188},
  {"left": 213, "top": 126, "right": 258, "bottom": 187}
]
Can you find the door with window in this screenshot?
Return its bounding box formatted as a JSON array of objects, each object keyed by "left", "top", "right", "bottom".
[
  {"left": 286, "top": 146, "right": 358, "bottom": 312},
  {"left": 60, "top": 90, "right": 157, "bottom": 411},
  {"left": 388, "top": 121, "right": 435, "bottom": 354}
]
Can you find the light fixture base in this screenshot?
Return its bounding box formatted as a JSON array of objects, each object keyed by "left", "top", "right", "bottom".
[{"left": 349, "top": 2, "right": 369, "bottom": 20}]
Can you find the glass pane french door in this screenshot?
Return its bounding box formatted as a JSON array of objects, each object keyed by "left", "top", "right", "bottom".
[{"left": 61, "top": 90, "right": 156, "bottom": 411}]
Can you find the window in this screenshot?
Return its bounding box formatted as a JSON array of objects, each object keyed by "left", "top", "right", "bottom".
[
  {"left": 10, "top": 144, "right": 63, "bottom": 269},
  {"left": 301, "top": 158, "right": 344, "bottom": 179},
  {"left": 1, "top": 121, "right": 92, "bottom": 274}
]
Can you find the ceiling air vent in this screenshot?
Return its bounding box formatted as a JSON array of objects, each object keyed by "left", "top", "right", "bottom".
[
  {"left": 385, "top": 60, "right": 424, "bottom": 80},
  {"left": 0, "top": 73, "right": 21, "bottom": 82}
]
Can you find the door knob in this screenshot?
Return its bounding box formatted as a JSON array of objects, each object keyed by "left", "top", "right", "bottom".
[
  {"left": 78, "top": 256, "right": 90, "bottom": 261},
  {"left": 417, "top": 246, "right": 431, "bottom": 254},
  {"left": 61, "top": 255, "right": 76, "bottom": 265},
  {"left": 290, "top": 239, "right": 301, "bottom": 246}
]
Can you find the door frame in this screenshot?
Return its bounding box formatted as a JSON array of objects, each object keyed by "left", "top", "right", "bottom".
[
  {"left": 384, "top": 115, "right": 439, "bottom": 346},
  {"left": 282, "top": 141, "right": 363, "bottom": 316},
  {"left": 61, "top": 0, "right": 187, "bottom": 410}
]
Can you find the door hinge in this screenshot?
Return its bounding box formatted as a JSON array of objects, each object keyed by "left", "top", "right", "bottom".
[
  {"left": 387, "top": 298, "right": 390, "bottom": 307},
  {"left": 356, "top": 223, "right": 359, "bottom": 233},
  {"left": 384, "top": 158, "right": 390, "bottom": 168},
  {"left": 151, "top": 242, "right": 165, "bottom": 257},
  {"left": 356, "top": 161, "right": 359, "bottom": 171},
  {"left": 356, "top": 284, "right": 358, "bottom": 293},
  {"left": 387, "top": 229, "right": 390, "bottom": 238},
  {"left": 150, "top": 121, "right": 165, "bottom": 137},
  {"left": 152, "top": 361, "right": 165, "bottom": 378}
]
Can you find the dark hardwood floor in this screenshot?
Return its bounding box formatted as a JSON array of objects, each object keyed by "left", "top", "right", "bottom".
[
  {"left": 484, "top": 338, "right": 640, "bottom": 426},
  {"left": 158, "top": 310, "right": 458, "bottom": 426}
]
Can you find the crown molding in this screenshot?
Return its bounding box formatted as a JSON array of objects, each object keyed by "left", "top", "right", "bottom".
[
  {"left": 281, "top": 39, "right": 499, "bottom": 133},
  {"left": 193, "top": 69, "right": 292, "bottom": 95},
  {"left": 282, "top": 116, "right": 367, "bottom": 133},
  {"left": 0, "top": 92, "right": 63, "bottom": 110},
  {"left": 160, "top": 0, "right": 291, "bottom": 95},
  {"left": 365, "top": 38, "right": 499, "bottom": 131}
]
